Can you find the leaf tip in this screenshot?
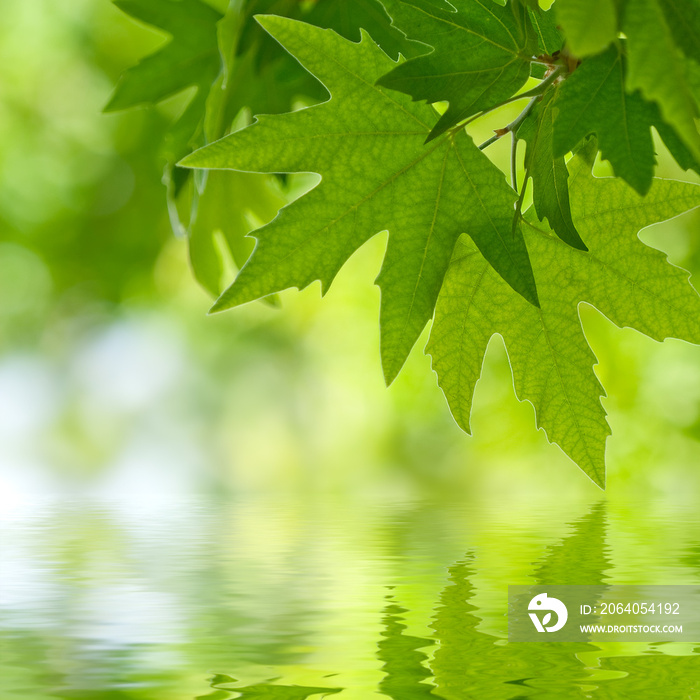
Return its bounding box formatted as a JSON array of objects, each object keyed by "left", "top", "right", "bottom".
[
  {"left": 254, "top": 13, "right": 296, "bottom": 38},
  {"left": 103, "top": 87, "right": 130, "bottom": 114},
  {"left": 374, "top": 74, "right": 399, "bottom": 95},
  {"left": 586, "top": 467, "right": 606, "bottom": 491},
  {"left": 447, "top": 403, "right": 473, "bottom": 436},
  {"left": 522, "top": 283, "right": 540, "bottom": 308},
  {"left": 209, "top": 287, "right": 238, "bottom": 314},
  {"left": 573, "top": 447, "right": 607, "bottom": 490},
  {"left": 381, "top": 353, "right": 405, "bottom": 388},
  {"left": 425, "top": 119, "right": 450, "bottom": 143},
  {"left": 102, "top": 97, "right": 119, "bottom": 114},
  {"left": 207, "top": 300, "right": 226, "bottom": 315},
  {"left": 178, "top": 147, "right": 208, "bottom": 169}
]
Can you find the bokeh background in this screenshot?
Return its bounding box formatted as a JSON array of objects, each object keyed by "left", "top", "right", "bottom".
[
  {"left": 4, "top": 3, "right": 700, "bottom": 699},
  {"left": 2, "top": 0, "right": 700, "bottom": 509}
]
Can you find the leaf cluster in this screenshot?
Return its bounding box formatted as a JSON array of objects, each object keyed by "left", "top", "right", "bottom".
[
  {"left": 107, "top": 0, "right": 413, "bottom": 295},
  {"left": 109, "top": 0, "right": 700, "bottom": 486}
]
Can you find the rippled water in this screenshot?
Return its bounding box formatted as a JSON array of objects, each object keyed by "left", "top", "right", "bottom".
[{"left": 1, "top": 495, "right": 699, "bottom": 699}]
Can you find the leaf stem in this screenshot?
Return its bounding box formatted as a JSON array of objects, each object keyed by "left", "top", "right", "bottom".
[
  {"left": 512, "top": 170, "right": 529, "bottom": 234},
  {"left": 478, "top": 133, "right": 501, "bottom": 150},
  {"left": 478, "top": 94, "right": 538, "bottom": 151},
  {"left": 457, "top": 64, "right": 566, "bottom": 141}
]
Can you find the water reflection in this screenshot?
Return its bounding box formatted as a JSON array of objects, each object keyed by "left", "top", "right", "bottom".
[
  {"left": 377, "top": 594, "right": 436, "bottom": 699},
  {"left": 533, "top": 502, "right": 610, "bottom": 586},
  {"left": 0, "top": 498, "right": 699, "bottom": 699},
  {"left": 208, "top": 680, "right": 342, "bottom": 699},
  {"left": 426, "top": 505, "right": 609, "bottom": 699}
]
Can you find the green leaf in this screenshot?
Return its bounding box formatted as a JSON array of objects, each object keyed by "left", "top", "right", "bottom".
[
  {"left": 518, "top": 89, "right": 586, "bottom": 250},
  {"left": 191, "top": 0, "right": 423, "bottom": 296},
  {"left": 656, "top": 0, "right": 700, "bottom": 65},
  {"left": 305, "top": 0, "right": 424, "bottom": 61},
  {"left": 428, "top": 154, "right": 700, "bottom": 487},
  {"left": 554, "top": 0, "right": 618, "bottom": 57},
  {"left": 106, "top": 0, "right": 224, "bottom": 199},
  {"left": 528, "top": 7, "right": 563, "bottom": 78},
  {"left": 529, "top": 6, "right": 563, "bottom": 56},
  {"left": 105, "top": 0, "right": 222, "bottom": 112},
  {"left": 205, "top": 0, "right": 327, "bottom": 141},
  {"left": 218, "top": 0, "right": 420, "bottom": 131},
  {"left": 641, "top": 99, "right": 700, "bottom": 176},
  {"left": 688, "top": 56, "right": 700, "bottom": 104},
  {"left": 514, "top": 0, "right": 541, "bottom": 10},
  {"left": 551, "top": 45, "right": 656, "bottom": 195},
  {"left": 376, "top": 0, "right": 533, "bottom": 141},
  {"left": 188, "top": 171, "right": 287, "bottom": 296},
  {"left": 623, "top": 0, "right": 700, "bottom": 161},
  {"left": 188, "top": 0, "right": 324, "bottom": 295},
  {"left": 182, "top": 15, "right": 538, "bottom": 383}
]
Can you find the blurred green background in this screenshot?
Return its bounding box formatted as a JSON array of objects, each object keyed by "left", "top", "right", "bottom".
[
  {"left": 1, "top": 0, "right": 700, "bottom": 507},
  {"left": 4, "top": 3, "right": 700, "bottom": 699}
]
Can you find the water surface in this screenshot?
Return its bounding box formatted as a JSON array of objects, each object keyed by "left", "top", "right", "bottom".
[{"left": 1, "top": 496, "right": 699, "bottom": 699}]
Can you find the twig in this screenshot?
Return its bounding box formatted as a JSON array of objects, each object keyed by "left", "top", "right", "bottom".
[
  {"left": 512, "top": 173, "right": 529, "bottom": 235},
  {"left": 451, "top": 64, "right": 565, "bottom": 139},
  {"left": 478, "top": 94, "right": 539, "bottom": 151},
  {"left": 477, "top": 133, "right": 502, "bottom": 150}
]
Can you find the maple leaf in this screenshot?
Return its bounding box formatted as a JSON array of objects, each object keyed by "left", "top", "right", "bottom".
[
  {"left": 184, "top": 0, "right": 323, "bottom": 298},
  {"left": 207, "top": 0, "right": 326, "bottom": 140},
  {"left": 551, "top": 45, "right": 656, "bottom": 196},
  {"left": 554, "top": 0, "right": 618, "bottom": 57},
  {"left": 305, "top": 0, "right": 424, "bottom": 61},
  {"left": 529, "top": 6, "right": 563, "bottom": 57},
  {"left": 623, "top": 0, "right": 700, "bottom": 161},
  {"left": 104, "top": 0, "right": 224, "bottom": 199},
  {"left": 181, "top": 15, "right": 539, "bottom": 384},
  {"left": 212, "top": 0, "right": 418, "bottom": 135},
  {"left": 639, "top": 98, "right": 700, "bottom": 177},
  {"left": 188, "top": 171, "right": 287, "bottom": 297},
  {"left": 527, "top": 7, "right": 563, "bottom": 79},
  {"left": 655, "top": 0, "right": 700, "bottom": 66},
  {"left": 189, "top": 0, "right": 422, "bottom": 297},
  {"left": 518, "top": 89, "right": 586, "bottom": 251},
  {"left": 428, "top": 149, "right": 700, "bottom": 487},
  {"left": 376, "top": 0, "right": 534, "bottom": 141},
  {"left": 105, "top": 0, "right": 222, "bottom": 111},
  {"left": 105, "top": 0, "right": 222, "bottom": 142}
]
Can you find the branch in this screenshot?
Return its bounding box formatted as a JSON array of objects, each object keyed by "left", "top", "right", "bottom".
[
  {"left": 478, "top": 95, "right": 538, "bottom": 151},
  {"left": 453, "top": 64, "right": 566, "bottom": 139},
  {"left": 512, "top": 170, "right": 529, "bottom": 234}
]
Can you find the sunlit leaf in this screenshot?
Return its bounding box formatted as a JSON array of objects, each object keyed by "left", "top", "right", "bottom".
[
  {"left": 551, "top": 45, "right": 656, "bottom": 195},
  {"left": 429, "top": 152, "right": 700, "bottom": 487},
  {"left": 518, "top": 88, "right": 586, "bottom": 250},
  {"left": 188, "top": 171, "right": 286, "bottom": 296},
  {"left": 105, "top": 0, "right": 222, "bottom": 113},
  {"left": 182, "top": 16, "right": 538, "bottom": 384},
  {"left": 655, "top": 0, "right": 700, "bottom": 65},
  {"left": 377, "top": 0, "right": 534, "bottom": 140},
  {"left": 554, "top": 0, "right": 618, "bottom": 57},
  {"left": 529, "top": 6, "right": 563, "bottom": 56},
  {"left": 624, "top": 0, "right": 700, "bottom": 161}
]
